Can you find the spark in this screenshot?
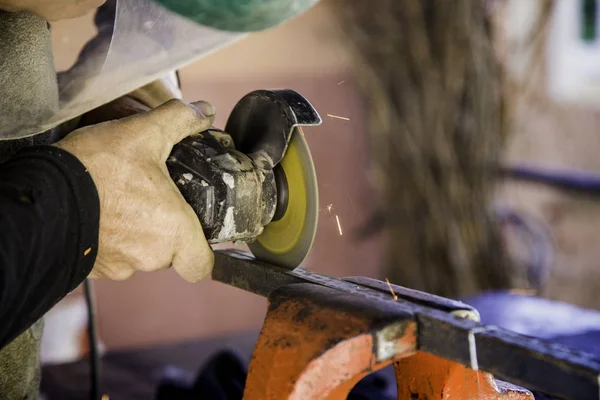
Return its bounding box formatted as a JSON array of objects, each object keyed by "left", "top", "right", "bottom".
[
  {"left": 320, "top": 204, "right": 334, "bottom": 214},
  {"left": 337, "top": 80, "right": 345, "bottom": 85},
  {"left": 335, "top": 214, "right": 343, "bottom": 236},
  {"left": 385, "top": 278, "right": 398, "bottom": 300},
  {"left": 327, "top": 114, "right": 350, "bottom": 121}
]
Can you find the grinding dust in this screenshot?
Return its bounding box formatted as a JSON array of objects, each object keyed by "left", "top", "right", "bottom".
[{"left": 330, "top": 0, "right": 525, "bottom": 298}]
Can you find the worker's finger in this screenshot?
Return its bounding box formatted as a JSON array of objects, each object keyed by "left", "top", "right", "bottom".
[
  {"left": 88, "top": 259, "right": 136, "bottom": 281},
  {"left": 124, "top": 99, "right": 216, "bottom": 160},
  {"left": 171, "top": 200, "right": 214, "bottom": 283}
]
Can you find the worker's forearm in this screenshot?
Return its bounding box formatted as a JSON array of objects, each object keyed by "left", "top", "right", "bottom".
[{"left": 0, "top": 146, "right": 99, "bottom": 348}]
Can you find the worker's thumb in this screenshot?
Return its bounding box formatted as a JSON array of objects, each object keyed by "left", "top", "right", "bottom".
[{"left": 126, "top": 99, "right": 216, "bottom": 161}]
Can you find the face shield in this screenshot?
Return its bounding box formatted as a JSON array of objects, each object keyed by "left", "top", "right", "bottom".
[
  {"left": 57, "top": 0, "right": 243, "bottom": 125},
  {"left": 0, "top": 0, "right": 317, "bottom": 140}
]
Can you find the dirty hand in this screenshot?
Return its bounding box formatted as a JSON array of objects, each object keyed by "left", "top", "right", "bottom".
[
  {"left": 56, "top": 99, "right": 216, "bottom": 282},
  {"left": 0, "top": 0, "right": 105, "bottom": 21}
]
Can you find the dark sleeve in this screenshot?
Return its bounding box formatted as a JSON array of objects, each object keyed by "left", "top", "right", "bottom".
[{"left": 0, "top": 146, "right": 100, "bottom": 348}]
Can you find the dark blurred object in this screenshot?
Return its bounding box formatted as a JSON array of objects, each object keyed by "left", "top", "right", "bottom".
[
  {"left": 495, "top": 207, "right": 553, "bottom": 292},
  {"left": 348, "top": 373, "right": 394, "bottom": 400},
  {"left": 156, "top": 350, "right": 396, "bottom": 400},
  {"left": 505, "top": 164, "right": 600, "bottom": 195},
  {"left": 156, "top": 351, "right": 246, "bottom": 400},
  {"left": 83, "top": 279, "right": 101, "bottom": 400},
  {"left": 41, "top": 333, "right": 258, "bottom": 400}
]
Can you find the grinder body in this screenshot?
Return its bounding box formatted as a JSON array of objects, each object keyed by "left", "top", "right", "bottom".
[
  {"left": 166, "top": 89, "right": 321, "bottom": 268},
  {"left": 168, "top": 129, "right": 277, "bottom": 243}
]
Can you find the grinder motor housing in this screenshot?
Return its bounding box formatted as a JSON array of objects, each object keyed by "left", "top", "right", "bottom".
[{"left": 167, "top": 89, "right": 321, "bottom": 245}]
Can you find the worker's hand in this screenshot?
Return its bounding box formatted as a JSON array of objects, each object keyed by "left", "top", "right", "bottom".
[
  {"left": 0, "top": 0, "right": 105, "bottom": 21},
  {"left": 56, "top": 99, "right": 216, "bottom": 282}
]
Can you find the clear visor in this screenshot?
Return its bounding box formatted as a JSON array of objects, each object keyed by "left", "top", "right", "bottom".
[{"left": 3, "top": 0, "right": 243, "bottom": 139}]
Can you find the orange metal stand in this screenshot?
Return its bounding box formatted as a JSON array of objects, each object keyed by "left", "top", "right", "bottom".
[{"left": 242, "top": 283, "right": 532, "bottom": 400}]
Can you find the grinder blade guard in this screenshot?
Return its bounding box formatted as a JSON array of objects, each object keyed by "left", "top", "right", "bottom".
[{"left": 167, "top": 90, "right": 321, "bottom": 269}]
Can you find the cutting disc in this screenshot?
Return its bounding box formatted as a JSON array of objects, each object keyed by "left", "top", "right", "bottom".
[{"left": 248, "top": 127, "right": 318, "bottom": 269}]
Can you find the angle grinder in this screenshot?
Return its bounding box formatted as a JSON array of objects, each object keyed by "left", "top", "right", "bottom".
[{"left": 167, "top": 90, "right": 321, "bottom": 268}]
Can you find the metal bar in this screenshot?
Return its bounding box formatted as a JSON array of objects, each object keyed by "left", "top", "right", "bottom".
[
  {"left": 213, "top": 250, "right": 408, "bottom": 304},
  {"left": 343, "top": 276, "right": 475, "bottom": 314},
  {"left": 212, "top": 251, "right": 303, "bottom": 296},
  {"left": 477, "top": 327, "right": 600, "bottom": 400}
]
